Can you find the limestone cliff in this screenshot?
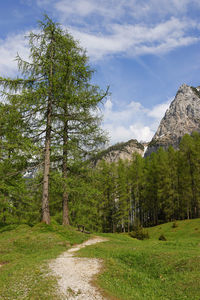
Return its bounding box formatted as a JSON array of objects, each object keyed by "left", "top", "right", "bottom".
[
  {"left": 93, "top": 139, "right": 144, "bottom": 164},
  {"left": 145, "top": 84, "right": 200, "bottom": 156}
]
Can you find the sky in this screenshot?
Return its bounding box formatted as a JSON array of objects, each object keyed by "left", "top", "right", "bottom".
[{"left": 1, "top": 0, "right": 200, "bottom": 144}]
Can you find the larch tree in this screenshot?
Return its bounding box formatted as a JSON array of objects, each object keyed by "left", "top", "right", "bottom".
[
  {"left": 178, "top": 133, "right": 200, "bottom": 219},
  {"left": 49, "top": 28, "right": 108, "bottom": 226},
  {"left": 0, "top": 101, "right": 31, "bottom": 223},
  {"left": 0, "top": 16, "right": 62, "bottom": 224},
  {"left": 129, "top": 153, "right": 145, "bottom": 226},
  {"left": 0, "top": 15, "right": 108, "bottom": 225}
]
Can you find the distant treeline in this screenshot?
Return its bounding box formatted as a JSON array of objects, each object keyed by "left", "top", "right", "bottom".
[
  {"left": 90, "top": 132, "right": 200, "bottom": 232},
  {"left": 1, "top": 131, "right": 200, "bottom": 232}
]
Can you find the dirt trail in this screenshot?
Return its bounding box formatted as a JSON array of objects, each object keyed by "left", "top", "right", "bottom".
[{"left": 49, "top": 237, "right": 108, "bottom": 300}]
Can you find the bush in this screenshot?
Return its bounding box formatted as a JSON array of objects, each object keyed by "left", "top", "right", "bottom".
[
  {"left": 159, "top": 234, "right": 167, "bottom": 241},
  {"left": 172, "top": 221, "right": 178, "bottom": 228},
  {"left": 129, "top": 226, "right": 149, "bottom": 240}
]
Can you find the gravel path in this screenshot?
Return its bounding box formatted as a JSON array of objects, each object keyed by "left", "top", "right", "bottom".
[{"left": 49, "top": 237, "right": 108, "bottom": 300}]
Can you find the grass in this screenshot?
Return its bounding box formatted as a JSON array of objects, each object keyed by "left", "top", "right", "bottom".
[
  {"left": 77, "top": 219, "right": 200, "bottom": 300},
  {"left": 0, "top": 219, "right": 199, "bottom": 300},
  {"left": 0, "top": 222, "right": 90, "bottom": 299}
]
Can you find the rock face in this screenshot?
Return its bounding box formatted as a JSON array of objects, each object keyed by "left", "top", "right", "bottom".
[
  {"left": 145, "top": 84, "right": 200, "bottom": 156},
  {"left": 93, "top": 139, "right": 144, "bottom": 164}
]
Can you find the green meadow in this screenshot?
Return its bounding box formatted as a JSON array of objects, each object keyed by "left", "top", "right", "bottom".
[
  {"left": 0, "top": 219, "right": 199, "bottom": 299},
  {"left": 0, "top": 223, "right": 90, "bottom": 299},
  {"left": 78, "top": 219, "right": 200, "bottom": 300}
]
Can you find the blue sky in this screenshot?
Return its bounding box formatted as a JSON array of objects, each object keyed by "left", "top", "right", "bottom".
[{"left": 1, "top": 0, "right": 200, "bottom": 144}]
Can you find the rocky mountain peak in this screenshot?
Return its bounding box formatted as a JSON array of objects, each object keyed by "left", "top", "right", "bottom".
[{"left": 145, "top": 84, "right": 200, "bottom": 156}]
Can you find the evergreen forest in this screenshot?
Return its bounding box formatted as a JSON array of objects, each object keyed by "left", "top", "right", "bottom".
[{"left": 0, "top": 16, "right": 200, "bottom": 232}]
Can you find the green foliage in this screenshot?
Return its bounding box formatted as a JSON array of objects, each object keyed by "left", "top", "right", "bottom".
[
  {"left": 65, "top": 132, "right": 200, "bottom": 233},
  {"left": 0, "top": 15, "right": 108, "bottom": 226},
  {"left": 129, "top": 226, "right": 149, "bottom": 240},
  {"left": 158, "top": 234, "right": 167, "bottom": 241},
  {"left": 172, "top": 221, "right": 178, "bottom": 228}
]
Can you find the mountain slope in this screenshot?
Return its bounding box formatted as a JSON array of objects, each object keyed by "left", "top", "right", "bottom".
[
  {"left": 93, "top": 139, "right": 144, "bottom": 164},
  {"left": 145, "top": 84, "right": 200, "bottom": 156}
]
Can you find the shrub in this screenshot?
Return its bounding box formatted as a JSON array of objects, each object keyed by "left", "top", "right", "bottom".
[
  {"left": 129, "top": 226, "right": 149, "bottom": 240},
  {"left": 172, "top": 221, "right": 178, "bottom": 228},
  {"left": 159, "top": 234, "right": 167, "bottom": 241}
]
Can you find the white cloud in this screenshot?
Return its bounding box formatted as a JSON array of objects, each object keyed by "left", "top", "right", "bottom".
[
  {"left": 128, "top": 0, "right": 200, "bottom": 19},
  {"left": 0, "top": 32, "right": 29, "bottom": 76},
  {"left": 104, "top": 98, "right": 113, "bottom": 111},
  {"left": 102, "top": 98, "right": 171, "bottom": 144},
  {"left": 42, "top": 0, "right": 200, "bottom": 22},
  {"left": 55, "top": 0, "right": 97, "bottom": 17},
  {"left": 104, "top": 99, "right": 146, "bottom": 124},
  {"left": 147, "top": 99, "right": 171, "bottom": 119},
  {"left": 69, "top": 17, "right": 200, "bottom": 61},
  {"left": 53, "top": 0, "right": 127, "bottom": 21},
  {"left": 130, "top": 124, "right": 154, "bottom": 142},
  {"left": 2, "top": 1, "right": 198, "bottom": 69},
  {"left": 34, "top": 1, "right": 200, "bottom": 61},
  {"left": 103, "top": 124, "right": 135, "bottom": 144}
]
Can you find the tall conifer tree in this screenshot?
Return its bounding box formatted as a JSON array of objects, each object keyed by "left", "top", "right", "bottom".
[{"left": 0, "top": 16, "right": 108, "bottom": 225}]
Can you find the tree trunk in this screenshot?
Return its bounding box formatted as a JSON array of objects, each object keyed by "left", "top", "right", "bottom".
[
  {"left": 62, "top": 189, "right": 69, "bottom": 226},
  {"left": 62, "top": 122, "right": 70, "bottom": 226},
  {"left": 42, "top": 100, "right": 51, "bottom": 224}
]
